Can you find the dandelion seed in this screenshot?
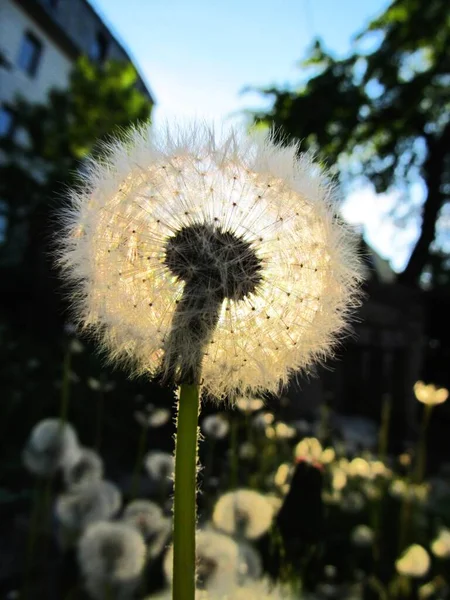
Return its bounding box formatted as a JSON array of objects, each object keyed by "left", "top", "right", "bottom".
[
  {"left": 58, "top": 120, "right": 363, "bottom": 399},
  {"left": 201, "top": 414, "right": 229, "bottom": 439},
  {"left": 212, "top": 490, "right": 274, "bottom": 540},
  {"left": 294, "top": 437, "right": 323, "bottom": 464},
  {"left": 23, "top": 419, "right": 80, "bottom": 477},
  {"left": 78, "top": 521, "right": 146, "bottom": 600},
  {"left": 414, "top": 381, "right": 449, "bottom": 406},
  {"left": 64, "top": 447, "right": 103, "bottom": 490},
  {"left": 56, "top": 480, "right": 122, "bottom": 531},
  {"left": 395, "top": 544, "right": 430, "bottom": 578}
]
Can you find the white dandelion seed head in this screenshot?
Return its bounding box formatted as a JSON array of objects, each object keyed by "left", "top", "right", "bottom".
[
  {"left": 23, "top": 419, "right": 80, "bottom": 477},
  {"left": 395, "top": 544, "right": 430, "bottom": 578},
  {"left": 78, "top": 521, "right": 146, "bottom": 599},
  {"left": 123, "top": 499, "right": 171, "bottom": 557},
  {"left": 164, "top": 529, "right": 240, "bottom": 592},
  {"left": 251, "top": 412, "right": 275, "bottom": 432},
  {"left": 347, "top": 457, "right": 372, "bottom": 479},
  {"left": 239, "top": 442, "right": 257, "bottom": 460},
  {"left": 212, "top": 489, "right": 274, "bottom": 540},
  {"left": 56, "top": 480, "right": 122, "bottom": 530},
  {"left": 201, "top": 414, "right": 229, "bottom": 439},
  {"left": 58, "top": 120, "right": 363, "bottom": 399},
  {"left": 64, "top": 447, "right": 103, "bottom": 491},
  {"left": 331, "top": 467, "right": 348, "bottom": 491},
  {"left": 144, "top": 450, "right": 174, "bottom": 484}
]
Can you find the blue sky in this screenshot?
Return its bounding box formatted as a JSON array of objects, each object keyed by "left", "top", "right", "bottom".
[{"left": 88, "top": 0, "right": 418, "bottom": 271}]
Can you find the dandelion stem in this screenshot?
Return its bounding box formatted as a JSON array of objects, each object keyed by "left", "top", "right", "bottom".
[{"left": 172, "top": 382, "right": 200, "bottom": 600}]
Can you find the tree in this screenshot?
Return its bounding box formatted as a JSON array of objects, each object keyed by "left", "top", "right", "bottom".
[
  {"left": 0, "top": 57, "right": 153, "bottom": 327},
  {"left": 251, "top": 0, "right": 450, "bottom": 288}
]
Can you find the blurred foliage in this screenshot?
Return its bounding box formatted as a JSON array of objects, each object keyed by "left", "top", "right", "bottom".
[
  {"left": 251, "top": 0, "right": 450, "bottom": 288},
  {"left": 0, "top": 56, "right": 152, "bottom": 291}
]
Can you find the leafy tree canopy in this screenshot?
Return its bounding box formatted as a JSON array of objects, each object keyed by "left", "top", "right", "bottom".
[{"left": 251, "top": 0, "right": 450, "bottom": 287}]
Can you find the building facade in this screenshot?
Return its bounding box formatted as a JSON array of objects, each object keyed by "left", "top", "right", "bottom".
[{"left": 0, "top": 0, "right": 154, "bottom": 136}]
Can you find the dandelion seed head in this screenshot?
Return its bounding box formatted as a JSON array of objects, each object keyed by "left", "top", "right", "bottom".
[
  {"left": 64, "top": 447, "right": 103, "bottom": 490},
  {"left": 58, "top": 120, "right": 363, "bottom": 399},
  {"left": 56, "top": 480, "right": 122, "bottom": 530},
  {"left": 23, "top": 419, "right": 80, "bottom": 476},
  {"left": 78, "top": 521, "right": 146, "bottom": 599},
  {"left": 395, "top": 544, "right": 430, "bottom": 578},
  {"left": 164, "top": 529, "right": 240, "bottom": 592},
  {"left": 202, "top": 414, "right": 229, "bottom": 439},
  {"left": 123, "top": 499, "right": 171, "bottom": 556},
  {"left": 144, "top": 450, "right": 174, "bottom": 484},
  {"left": 212, "top": 489, "right": 274, "bottom": 539}
]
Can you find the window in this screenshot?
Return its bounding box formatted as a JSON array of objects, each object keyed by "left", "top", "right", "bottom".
[
  {"left": 17, "top": 31, "right": 43, "bottom": 76},
  {"left": 89, "top": 32, "right": 108, "bottom": 63},
  {"left": 0, "top": 105, "right": 16, "bottom": 138}
]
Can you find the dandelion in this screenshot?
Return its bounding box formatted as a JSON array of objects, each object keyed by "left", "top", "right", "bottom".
[
  {"left": 78, "top": 521, "right": 146, "bottom": 600},
  {"left": 201, "top": 415, "right": 229, "bottom": 439},
  {"left": 59, "top": 121, "right": 362, "bottom": 398},
  {"left": 252, "top": 412, "right": 275, "bottom": 432},
  {"left": 351, "top": 524, "right": 374, "bottom": 547},
  {"left": 23, "top": 419, "right": 80, "bottom": 477},
  {"left": 331, "top": 467, "right": 347, "bottom": 492},
  {"left": 144, "top": 451, "right": 174, "bottom": 485},
  {"left": 294, "top": 437, "right": 323, "bottom": 464},
  {"left": 239, "top": 442, "right": 257, "bottom": 460},
  {"left": 395, "top": 544, "right": 430, "bottom": 578},
  {"left": 212, "top": 490, "right": 274, "bottom": 540},
  {"left": 431, "top": 528, "right": 450, "bottom": 559},
  {"left": 347, "top": 457, "right": 371, "bottom": 478},
  {"left": 64, "top": 447, "right": 103, "bottom": 490},
  {"left": 123, "top": 500, "right": 171, "bottom": 558},
  {"left": 58, "top": 120, "right": 362, "bottom": 600},
  {"left": 56, "top": 479, "right": 122, "bottom": 532},
  {"left": 164, "top": 530, "right": 240, "bottom": 593},
  {"left": 414, "top": 381, "right": 449, "bottom": 406},
  {"left": 236, "top": 397, "right": 265, "bottom": 413}
]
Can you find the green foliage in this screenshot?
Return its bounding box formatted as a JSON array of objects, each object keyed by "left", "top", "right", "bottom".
[
  {"left": 0, "top": 56, "right": 153, "bottom": 266},
  {"left": 252, "top": 0, "right": 450, "bottom": 287}
]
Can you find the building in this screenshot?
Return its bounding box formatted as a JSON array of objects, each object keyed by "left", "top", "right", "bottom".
[{"left": 0, "top": 0, "right": 154, "bottom": 136}]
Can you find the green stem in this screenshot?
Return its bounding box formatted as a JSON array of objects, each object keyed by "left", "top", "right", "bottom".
[
  {"left": 130, "top": 423, "right": 149, "bottom": 500},
  {"left": 415, "top": 404, "right": 433, "bottom": 484},
  {"left": 172, "top": 383, "right": 200, "bottom": 600}
]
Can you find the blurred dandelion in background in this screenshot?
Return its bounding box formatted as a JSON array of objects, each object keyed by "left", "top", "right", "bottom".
[
  {"left": 22, "top": 419, "right": 80, "bottom": 477},
  {"left": 78, "top": 521, "right": 147, "bottom": 600},
  {"left": 395, "top": 544, "right": 431, "bottom": 578},
  {"left": 201, "top": 414, "right": 229, "bottom": 440},
  {"left": 414, "top": 381, "right": 449, "bottom": 406},
  {"left": 212, "top": 489, "right": 274, "bottom": 540},
  {"left": 63, "top": 447, "right": 104, "bottom": 490}
]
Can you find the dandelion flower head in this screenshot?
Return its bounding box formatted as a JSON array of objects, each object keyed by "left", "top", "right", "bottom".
[
  {"left": 123, "top": 499, "right": 171, "bottom": 556},
  {"left": 59, "top": 120, "right": 363, "bottom": 399},
  {"left": 414, "top": 381, "right": 449, "bottom": 406},
  {"left": 395, "top": 544, "right": 430, "bottom": 578},
  {"left": 144, "top": 450, "right": 174, "bottom": 484},
  {"left": 201, "top": 414, "right": 229, "bottom": 439},
  {"left": 212, "top": 489, "right": 274, "bottom": 539}
]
